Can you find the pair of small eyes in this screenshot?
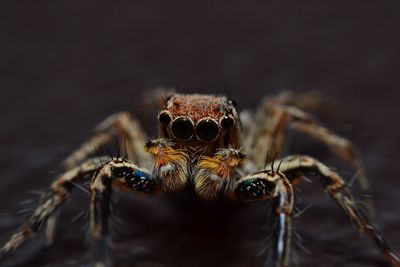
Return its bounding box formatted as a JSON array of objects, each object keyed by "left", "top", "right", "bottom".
[{"left": 158, "top": 111, "right": 235, "bottom": 142}]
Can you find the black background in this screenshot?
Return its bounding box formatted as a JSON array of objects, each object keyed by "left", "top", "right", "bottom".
[{"left": 0, "top": 1, "right": 400, "bottom": 267}]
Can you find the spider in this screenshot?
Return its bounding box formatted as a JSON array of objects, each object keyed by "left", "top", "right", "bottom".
[{"left": 0, "top": 92, "right": 399, "bottom": 267}]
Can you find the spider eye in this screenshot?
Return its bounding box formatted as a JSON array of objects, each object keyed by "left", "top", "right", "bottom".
[
  {"left": 171, "top": 117, "right": 194, "bottom": 140},
  {"left": 158, "top": 111, "right": 172, "bottom": 126},
  {"left": 220, "top": 115, "right": 234, "bottom": 130},
  {"left": 196, "top": 118, "right": 220, "bottom": 142}
]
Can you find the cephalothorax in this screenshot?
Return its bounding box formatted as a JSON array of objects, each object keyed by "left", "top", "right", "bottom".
[{"left": 1, "top": 92, "right": 399, "bottom": 267}]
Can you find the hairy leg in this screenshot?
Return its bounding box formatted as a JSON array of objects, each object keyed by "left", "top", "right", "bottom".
[
  {"left": 192, "top": 146, "right": 293, "bottom": 266},
  {"left": 230, "top": 169, "right": 294, "bottom": 267},
  {"left": 245, "top": 97, "right": 369, "bottom": 194},
  {"left": 63, "top": 112, "right": 151, "bottom": 170},
  {"left": 242, "top": 90, "right": 326, "bottom": 159},
  {"left": 0, "top": 158, "right": 103, "bottom": 258},
  {"left": 89, "top": 159, "right": 158, "bottom": 267},
  {"left": 88, "top": 138, "right": 193, "bottom": 265},
  {"left": 260, "top": 90, "right": 336, "bottom": 113},
  {"left": 1, "top": 136, "right": 189, "bottom": 265},
  {"left": 48, "top": 112, "right": 152, "bottom": 245},
  {"left": 268, "top": 155, "right": 400, "bottom": 267}
]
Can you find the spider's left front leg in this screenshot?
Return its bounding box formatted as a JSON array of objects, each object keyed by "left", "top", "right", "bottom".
[
  {"left": 272, "top": 155, "right": 400, "bottom": 267},
  {"left": 230, "top": 169, "right": 294, "bottom": 267},
  {"left": 194, "top": 148, "right": 294, "bottom": 266}
]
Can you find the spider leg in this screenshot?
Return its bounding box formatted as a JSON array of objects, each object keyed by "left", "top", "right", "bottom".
[
  {"left": 193, "top": 147, "right": 293, "bottom": 266},
  {"left": 47, "top": 112, "right": 151, "bottom": 246},
  {"left": 260, "top": 90, "right": 333, "bottom": 113},
  {"left": 269, "top": 155, "right": 400, "bottom": 267},
  {"left": 229, "top": 169, "right": 294, "bottom": 267},
  {"left": 2, "top": 136, "right": 181, "bottom": 266},
  {"left": 246, "top": 100, "right": 370, "bottom": 198},
  {"left": 63, "top": 112, "right": 151, "bottom": 170},
  {"left": 239, "top": 91, "right": 326, "bottom": 137},
  {"left": 0, "top": 158, "right": 103, "bottom": 259},
  {"left": 89, "top": 159, "right": 158, "bottom": 267},
  {"left": 243, "top": 90, "right": 327, "bottom": 164}
]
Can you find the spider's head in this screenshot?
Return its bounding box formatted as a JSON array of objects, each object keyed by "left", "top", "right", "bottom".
[{"left": 157, "top": 94, "right": 240, "bottom": 155}]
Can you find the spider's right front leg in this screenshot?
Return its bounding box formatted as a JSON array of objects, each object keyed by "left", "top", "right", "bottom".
[
  {"left": 90, "top": 139, "right": 189, "bottom": 266},
  {"left": 89, "top": 159, "right": 159, "bottom": 267}
]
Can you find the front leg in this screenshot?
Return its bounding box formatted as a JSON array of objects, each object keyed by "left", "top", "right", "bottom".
[
  {"left": 90, "top": 138, "right": 189, "bottom": 266},
  {"left": 231, "top": 170, "right": 294, "bottom": 267},
  {"left": 272, "top": 155, "right": 400, "bottom": 267},
  {"left": 193, "top": 148, "right": 294, "bottom": 266},
  {"left": 89, "top": 159, "right": 159, "bottom": 267}
]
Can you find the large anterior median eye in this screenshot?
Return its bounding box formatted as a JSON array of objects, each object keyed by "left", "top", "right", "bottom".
[
  {"left": 196, "top": 118, "right": 220, "bottom": 142},
  {"left": 171, "top": 117, "right": 194, "bottom": 140}
]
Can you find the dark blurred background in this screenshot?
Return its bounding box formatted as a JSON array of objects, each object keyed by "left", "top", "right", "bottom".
[{"left": 1, "top": 1, "right": 400, "bottom": 267}]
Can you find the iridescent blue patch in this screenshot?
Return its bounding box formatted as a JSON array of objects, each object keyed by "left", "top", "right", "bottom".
[{"left": 112, "top": 166, "right": 157, "bottom": 193}]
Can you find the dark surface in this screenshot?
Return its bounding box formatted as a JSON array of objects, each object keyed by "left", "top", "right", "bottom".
[{"left": 1, "top": 1, "right": 400, "bottom": 267}]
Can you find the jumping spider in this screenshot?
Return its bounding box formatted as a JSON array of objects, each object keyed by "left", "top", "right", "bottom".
[{"left": 1, "top": 92, "right": 399, "bottom": 267}]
